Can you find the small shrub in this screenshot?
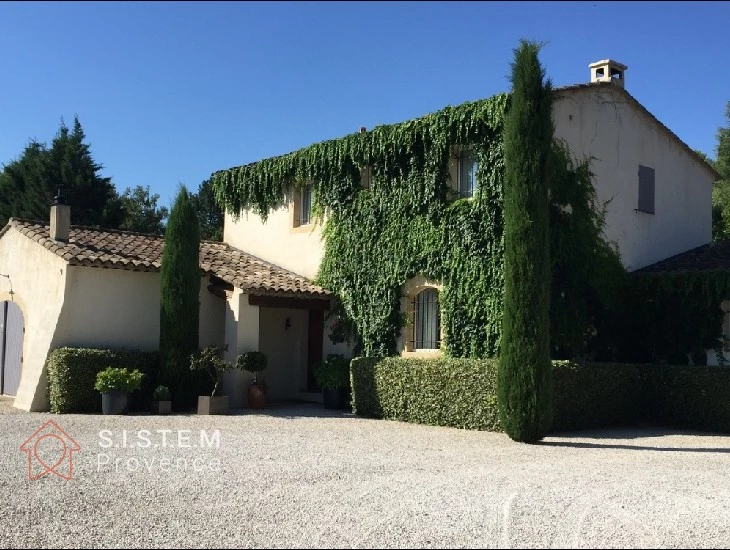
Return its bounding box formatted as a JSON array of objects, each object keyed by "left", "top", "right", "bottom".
[
  {"left": 94, "top": 367, "right": 145, "bottom": 394},
  {"left": 236, "top": 351, "right": 268, "bottom": 384},
  {"left": 314, "top": 354, "right": 350, "bottom": 391},
  {"left": 152, "top": 385, "right": 171, "bottom": 401},
  {"left": 190, "top": 345, "right": 231, "bottom": 397}
]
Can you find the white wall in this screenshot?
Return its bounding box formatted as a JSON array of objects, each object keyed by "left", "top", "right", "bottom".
[
  {"left": 224, "top": 206, "right": 324, "bottom": 280},
  {"left": 222, "top": 289, "right": 260, "bottom": 407},
  {"left": 553, "top": 85, "right": 715, "bottom": 271},
  {"left": 0, "top": 230, "right": 68, "bottom": 411},
  {"left": 59, "top": 270, "right": 224, "bottom": 351}
]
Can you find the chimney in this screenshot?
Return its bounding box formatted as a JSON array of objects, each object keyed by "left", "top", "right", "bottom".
[
  {"left": 50, "top": 189, "right": 70, "bottom": 242},
  {"left": 589, "top": 59, "right": 627, "bottom": 88},
  {"left": 359, "top": 126, "right": 367, "bottom": 134}
]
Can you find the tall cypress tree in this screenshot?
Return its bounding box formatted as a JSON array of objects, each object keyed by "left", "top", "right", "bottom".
[
  {"left": 160, "top": 186, "right": 201, "bottom": 408},
  {"left": 498, "top": 40, "right": 554, "bottom": 442}
]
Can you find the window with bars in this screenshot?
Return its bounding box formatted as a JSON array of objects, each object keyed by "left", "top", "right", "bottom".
[
  {"left": 300, "top": 184, "right": 313, "bottom": 225},
  {"left": 458, "top": 151, "right": 478, "bottom": 198},
  {"left": 412, "top": 288, "right": 440, "bottom": 350}
]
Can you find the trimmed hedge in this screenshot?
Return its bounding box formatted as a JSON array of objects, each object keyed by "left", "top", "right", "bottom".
[
  {"left": 350, "top": 357, "right": 730, "bottom": 433},
  {"left": 47, "top": 348, "right": 161, "bottom": 413}
]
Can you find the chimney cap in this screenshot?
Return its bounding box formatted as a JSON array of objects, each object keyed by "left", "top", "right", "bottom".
[
  {"left": 52, "top": 189, "right": 67, "bottom": 206},
  {"left": 589, "top": 59, "right": 628, "bottom": 70}
]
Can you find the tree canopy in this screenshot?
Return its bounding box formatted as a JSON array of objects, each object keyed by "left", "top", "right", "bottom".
[{"left": 711, "top": 102, "right": 730, "bottom": 241}]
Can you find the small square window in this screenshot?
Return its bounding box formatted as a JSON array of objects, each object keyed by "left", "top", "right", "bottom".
[
  {"left": 638, "top": 165, "right": 655, "bottom": 214},
  {"left": 458, "top": 151, "right": 478, "bottom": 198}
]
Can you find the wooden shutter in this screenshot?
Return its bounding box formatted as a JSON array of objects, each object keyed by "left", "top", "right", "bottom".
[{"left": 638, "top": 165, "right": 655, "bottom": 214}]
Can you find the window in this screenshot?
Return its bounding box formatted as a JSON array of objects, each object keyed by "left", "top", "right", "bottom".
[
  {"left": 300, "top": 184, "right": 313, "bottom": 226},
  {"left": 638, "top": 165, "right": 655, "bottom": 214},
  {"left": 458, "top": 151, "right": 478, "bottom": 198},
  {"left": 412, "top": 288, "right": 440, "bottom": 350}
]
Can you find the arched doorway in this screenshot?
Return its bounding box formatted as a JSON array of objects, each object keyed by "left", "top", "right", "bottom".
[{"left": 1, "top": 301, "right": 24, "bottom": 396}]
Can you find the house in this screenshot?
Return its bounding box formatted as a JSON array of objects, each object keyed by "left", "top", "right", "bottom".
[
  {"left": 0, "top": 59, "right": 721, "bottom": 410},
  {"left": 217, "top": 59, "right": 719, "bottom": 357},
  {"left": 0, "top": 196, "right": 348, "bottom": 411}
]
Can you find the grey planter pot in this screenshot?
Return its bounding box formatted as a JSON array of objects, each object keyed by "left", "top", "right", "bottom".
[
  {"left": 322, "top": 388, "right": 347, "bottom": 410},
  {"left": 102, "top": 391, "right": 129, "bottom": 415},
  {"left": 151, "top": 400, "right": 172, "bottom": 415},
  {"left": 197, "top": 395, "right": 229, "bottom": 415}
]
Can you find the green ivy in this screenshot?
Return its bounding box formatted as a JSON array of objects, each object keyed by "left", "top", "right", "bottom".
[{"left": 211, "top": 94, "right": 626, "bottom": 359}]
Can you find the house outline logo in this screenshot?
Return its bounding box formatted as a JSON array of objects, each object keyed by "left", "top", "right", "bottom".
[{"left": 20, "top": 419, "right": 80, "bottom": 480}]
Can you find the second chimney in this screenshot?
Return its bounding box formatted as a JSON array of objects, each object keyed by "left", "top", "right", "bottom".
[
  {"left": 50, "top": 190, "right": 70, "bottom": 242},
  {"left": 589, "top": 59, "right": 627, "bottom": 88}
]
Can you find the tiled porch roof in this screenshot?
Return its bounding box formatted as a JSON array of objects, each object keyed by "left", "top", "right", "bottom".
[{"left": 1, "top": 218, "right": 330, "bottom": 298}]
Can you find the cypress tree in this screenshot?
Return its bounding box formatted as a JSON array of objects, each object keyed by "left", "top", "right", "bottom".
[
  {"left": 160, "top": 186, "right": 201, "bottom": 409},
  {"left": 498, "top": 40, "right": 554, "bottom": 442}
]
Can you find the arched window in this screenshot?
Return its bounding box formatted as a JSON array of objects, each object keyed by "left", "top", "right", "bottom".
[{"left": 413, "top": 288, "right": 440, "bottom": 350}]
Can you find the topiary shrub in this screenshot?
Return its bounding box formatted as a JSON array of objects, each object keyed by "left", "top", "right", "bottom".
[
  {"left": 46, "top": 347, "right": 160, "bottom": 413},
  {"left": 94, "top": 367, "right": 144, "bottom": 394}
]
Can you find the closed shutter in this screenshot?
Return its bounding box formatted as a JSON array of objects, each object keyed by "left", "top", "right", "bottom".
[{"left": 638, "top": 165, "right": 655, "bottom": 214}]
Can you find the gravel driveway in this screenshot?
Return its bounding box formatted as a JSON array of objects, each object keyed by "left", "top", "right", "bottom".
[{"left": 1, "top": 397, "right": 729, "bottom": 548}]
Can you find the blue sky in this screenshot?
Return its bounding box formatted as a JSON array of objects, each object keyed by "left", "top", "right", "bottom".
[{"left": 1, "top": 1, "right": 728, "bottom": 209}]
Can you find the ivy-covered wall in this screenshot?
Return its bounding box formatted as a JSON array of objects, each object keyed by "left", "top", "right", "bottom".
[{"left": 211, "top": 94, "right": 625, "bottom": 359}]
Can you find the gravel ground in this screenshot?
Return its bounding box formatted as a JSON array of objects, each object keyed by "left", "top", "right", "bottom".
[{"left": 1, "top": 396, "right": 729, "bottom": 549}]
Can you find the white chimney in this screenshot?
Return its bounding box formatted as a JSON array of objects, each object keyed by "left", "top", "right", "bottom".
[
  {"left": 589, "top": 59, "right": 627, "bottom": 88},
  {"left": 50, "top": 190, "right": 70, "bottom": 242}
]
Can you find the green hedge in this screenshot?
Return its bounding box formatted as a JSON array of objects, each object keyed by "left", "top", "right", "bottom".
[
  {"left": 350, "top": 357, "right": 730, "bottom": 433},
  {"left": 46, "top": 348, "right": 161, "bottom": 413}
]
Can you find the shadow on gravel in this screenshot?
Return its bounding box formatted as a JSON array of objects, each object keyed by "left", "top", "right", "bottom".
[
  {"left": 228, "top": 401, "right": 357, "bottom": 420},
  {"left": 537, "top": 440, "right": 730, "bottom": 453}
]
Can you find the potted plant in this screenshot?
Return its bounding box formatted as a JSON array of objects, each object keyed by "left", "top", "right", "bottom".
[
  {"left": 236, "top": 351, "right": 268, "bottom": 410},
  {"left": 95, "top": 367, "right": 145, "bottom": 415},
  {"left": 151, "top": 385, "right": 172, "bottom": 415},
  {"left": 190, "top": 345, "right": 232, "bottom": 415},
  {"left": 314, "top": 354, "right": 350, "bottom": 410}
]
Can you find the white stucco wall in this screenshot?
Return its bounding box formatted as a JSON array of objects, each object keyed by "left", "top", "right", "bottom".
[
  {"left": 553, "top": 85, "right": 715, "bottom": 271},
  {"left": 222, "top": 288, "right": 260, "bottom": 407},
  {"left": 58, "top": 270, "right": 224, "bottom": 351},
  {"left": 0, "top": 230, "right": 68, "bottom": 411},
  {"left": 224, "top": 207, "right": 324, "bottom": 280}
]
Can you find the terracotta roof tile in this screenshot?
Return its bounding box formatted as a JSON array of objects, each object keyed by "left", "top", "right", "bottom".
[{"left": 3, "top": 218, "right": 330, "bottom": 298}]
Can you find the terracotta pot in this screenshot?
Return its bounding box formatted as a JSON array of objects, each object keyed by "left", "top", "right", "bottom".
[{"left": 248, "top": 382, "right": 267, "bottom": 410}]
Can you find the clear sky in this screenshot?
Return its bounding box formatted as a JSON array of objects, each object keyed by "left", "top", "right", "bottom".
[{"left": 1, "top": 1, "right": 728, "bottom": 209}]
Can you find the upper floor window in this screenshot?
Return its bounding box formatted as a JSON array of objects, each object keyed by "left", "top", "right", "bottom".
[
  {"left": 458, "top": 151, "right": 478, "bottom": 198},
  {"left": 300, "top": 184, "right": 313, "bottom": 226},
  {"left": 638, "top": 165, "right": 655, "bottom": 214},
  {"left": 413, "top": 288, "right": 440, "bottom": 350}
]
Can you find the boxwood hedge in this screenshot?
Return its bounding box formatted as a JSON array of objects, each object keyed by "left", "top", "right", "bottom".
[
  {"left": 46, "top": 348, "right": 161, "bottom": 413},
  {"left": 350, "top": 357, "right": 730, "bottom": 433}
]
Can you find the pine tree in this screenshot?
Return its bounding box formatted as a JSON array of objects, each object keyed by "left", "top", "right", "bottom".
[
  {"left": 0, "top": 117, "right": 122, "bottom": 228},
  {"left": 159, "top": 186, "right": 202, "bottom": 409},
  {"left": 498, "top": 40, "right": 554, "bottom": 442}
]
